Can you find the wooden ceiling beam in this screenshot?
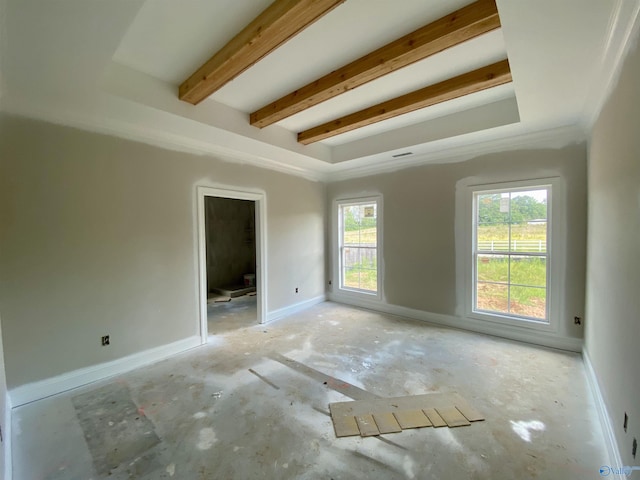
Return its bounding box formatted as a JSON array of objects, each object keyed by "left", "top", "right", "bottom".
[
  {"left": 251, "top": 0, "right": 501, "bottom": 128},
  {"left": 179, "top": 0, "right": 346, "bottom": 105},
  {"left": 297, "top": 59, "right": 512, "bottom": 145}
]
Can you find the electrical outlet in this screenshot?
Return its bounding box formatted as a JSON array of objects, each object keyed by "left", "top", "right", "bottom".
[
  {"left": 101, "top": 335, "right": 110, "bottom": 346},
  {"left": 624, "top": 412, "right": 628, "bottom": 432},
  {"left": 633, "top": 438, "right": 637, "bottom": 458},
  {"left": 295, "top": 287, "right": 299, "bottom": 293},
  {"left": 574, "top": 316, "right": 582, "bottom": 325}
]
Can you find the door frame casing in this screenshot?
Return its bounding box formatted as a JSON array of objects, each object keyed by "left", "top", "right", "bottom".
[{"left": 196, "top": 186, "right": 267, "bottom": 343}]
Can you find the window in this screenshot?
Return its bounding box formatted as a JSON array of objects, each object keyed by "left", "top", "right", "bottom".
[
  {"left": 472, "top": 184, "right": 551, "bottom": 323},
  {"left": 338, "top": 199, "right": 380, "bottom": 296}
]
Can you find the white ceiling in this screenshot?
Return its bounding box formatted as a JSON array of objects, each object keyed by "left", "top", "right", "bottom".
[{"left": 1, "top": 0, "right": 639, "bottom": 180}]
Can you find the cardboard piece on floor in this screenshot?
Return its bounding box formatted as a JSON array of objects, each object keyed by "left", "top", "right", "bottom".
[
  {"left": 435, "top": 406, "right": 471, "bottom": 427},
  {"left": 423, "top": 408, "right": 447, "bottom": 428},
  {"left": 333, "top": 415, "right": 360, "bottom": 438},
  {"left": 393, "top": 409, "right": 432, "bottom": 429},
  {"left": 329, "top": 392, "right": 483, "bottom": 437},
  {"left": 455, "top": 403, "right": 485, "bottom": 422},
  {"left": 372, "top": 412, "right": 403, "bottom": 434},
  {"left": 355, "top": 414, "right": 380, "bottom": 436}
]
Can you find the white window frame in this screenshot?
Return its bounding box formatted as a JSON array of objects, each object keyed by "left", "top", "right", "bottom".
[
  {"left": 461, "top": 178, "right": 565, "bottom": 332},
  {"left": 334, "top": 196, "right": 383, "bottom": 300}
]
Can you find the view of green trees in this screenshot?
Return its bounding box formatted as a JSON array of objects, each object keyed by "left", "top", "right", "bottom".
[
  {"left": 478, "top": 193, "right": 547, "bottom": 224},
  {"left": 344, "top": 207, "right": 377, "bottom": 231}
]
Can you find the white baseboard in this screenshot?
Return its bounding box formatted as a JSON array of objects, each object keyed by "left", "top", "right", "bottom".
[
  {"left": 583, "top": 349, "right": 622, "bottom": 467},
  {"left": 266, "top": 295, "right": 326, "bottom": 323},
  {"left": 328, "top": 293, "right": 583, "bottom": 352},
  {"left": 4, "top": 392, "right": 11, "bottom": 480},
  {"left": 9, "top": 336, "right": 202, "bottom": 407}
]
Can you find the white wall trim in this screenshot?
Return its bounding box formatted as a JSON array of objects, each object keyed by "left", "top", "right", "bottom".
[
  {"left": 196, "top": 186, "right": 268, "bottom": 337},
  {"left": 583, "top": 349, "right": 623, "bottom": 467},
  {"left": 4, "top": 392, "right": 11, "bottom": 480},
  {"left": 9, "top": 336, "right": 201, "bottom": 408},
  {"left": 266, "top": 295, "right": 326, "bottom": 323},
  {"left": 328, "top": 294, "right": 583, "bottom": 352}
]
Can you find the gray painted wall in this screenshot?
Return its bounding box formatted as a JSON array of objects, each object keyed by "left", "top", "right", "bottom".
[
  {"left": 205, "top": 197, "right": 256, "bottom": 292},
  {"left": 0, "top": 114, "right": 325, "bottom": 389},
  {"left": 327, "top": 144, "right": 587, "bottom": 342},
  {"left": 585, "top": 38, "right": 640, "bottom": 465}
]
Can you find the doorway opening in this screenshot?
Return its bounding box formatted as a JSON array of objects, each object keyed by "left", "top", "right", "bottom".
[{"left": 197, "top": 187, "right": 267, "bottom": 342}]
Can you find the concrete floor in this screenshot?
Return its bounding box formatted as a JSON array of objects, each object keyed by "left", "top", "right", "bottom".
[
  {"left": 207, "top": 294, "right": 258, "bottom": 333},
  {"left": 12, "top": 302, "right": 607, "bottom": 479}
]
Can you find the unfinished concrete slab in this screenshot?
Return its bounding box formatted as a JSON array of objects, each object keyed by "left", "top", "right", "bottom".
[
  {"left": 72, "top": 383, "right": 161, "bottom": 475},
  {"left": 207, "top": 294, "right": 258, "bottom": 333},
  {"left": 12, "top": 302, "right": 608, "bottom": 479}
]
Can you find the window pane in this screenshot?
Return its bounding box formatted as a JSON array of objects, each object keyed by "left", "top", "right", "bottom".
[
  {"left": 511, "top": 222, "right": 547, "bottom": 252},
  {"left": 477, "top": 223, "right": 509, "bottom": 252},
  {"left": 477, "top": 255, "right": 508, "bottom": 283},
  {"left": 343, "top": 246, "right": 359, "bottom": 289},
  {"left": 341, "top": 199, "right": 378, "bottom": 293},
  {"left": 510, "top": 190, "right": 547, "bottom": 223},
  {"left": 473, "top": 185, "right": 551, "bottom": 324},
  {"left": 509, "top": 286, "right": 546, "bottom": 319},
  {"left": 343, "top": 204, "right": 377, "bottom": 247},
  {"left": 510, "top": 256, "right": 546, "bottom": 287},
  {"left": 477, "top": 193, "right": 509, "bottom": 224},
  {"left": 476, "top": 282, "right": 508, "bottom": 314},
  {"left": 343, "top": 247, "right": 377, "bottom": 291},
  {"left": 343, "top": 266, "right": 360, "bottom": 290}
]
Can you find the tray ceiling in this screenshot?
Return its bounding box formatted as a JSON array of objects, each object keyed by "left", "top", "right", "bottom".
[{"left": 1, "top": 0, "right": 637, "bottom": 180}]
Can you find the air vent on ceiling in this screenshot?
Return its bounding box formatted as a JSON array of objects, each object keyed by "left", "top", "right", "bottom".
[{"left": 392, "top": 151, "right": 413, "bottom": 158}]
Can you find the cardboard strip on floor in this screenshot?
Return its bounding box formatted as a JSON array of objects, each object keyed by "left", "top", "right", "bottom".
[
  {"left": 455, "top": 403, "right": 485, "bottom": 422},
  {"left": 355, "top": 414, "right": 380, "bottom": 436},
  {"left": 333, "top": 415, "right": 360, "bottom": 438},
  {"left": 372, "top": 412, "right": 403, "bottom": 434},
  {"left": 329, "top": 392, "right": 483, "bottom": 437},
  {"left": 423, "top": 408, "right": 447, "bottom": 428},
  {"left": 392, "top": 409, "right": 432, "bottom": 429},
  {"left": 435, "top": 406, "right": 471, "bottom": 427}
]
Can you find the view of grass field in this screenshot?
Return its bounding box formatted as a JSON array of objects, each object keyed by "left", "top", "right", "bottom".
[
  {"left": 475, "top": 191, "right": 548, "bottom": 320},
  {"left": 476, "top": 256, "right": 547, "bottom": 319},
  {"left": 344, "top": 260, "right": 377, "bottom": 291},
  {"left": 344, "top": 227, "right": 376, "bottom": 244},
  {"left": 477, "top": 223, "right": 547, "bottom": 252}
]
